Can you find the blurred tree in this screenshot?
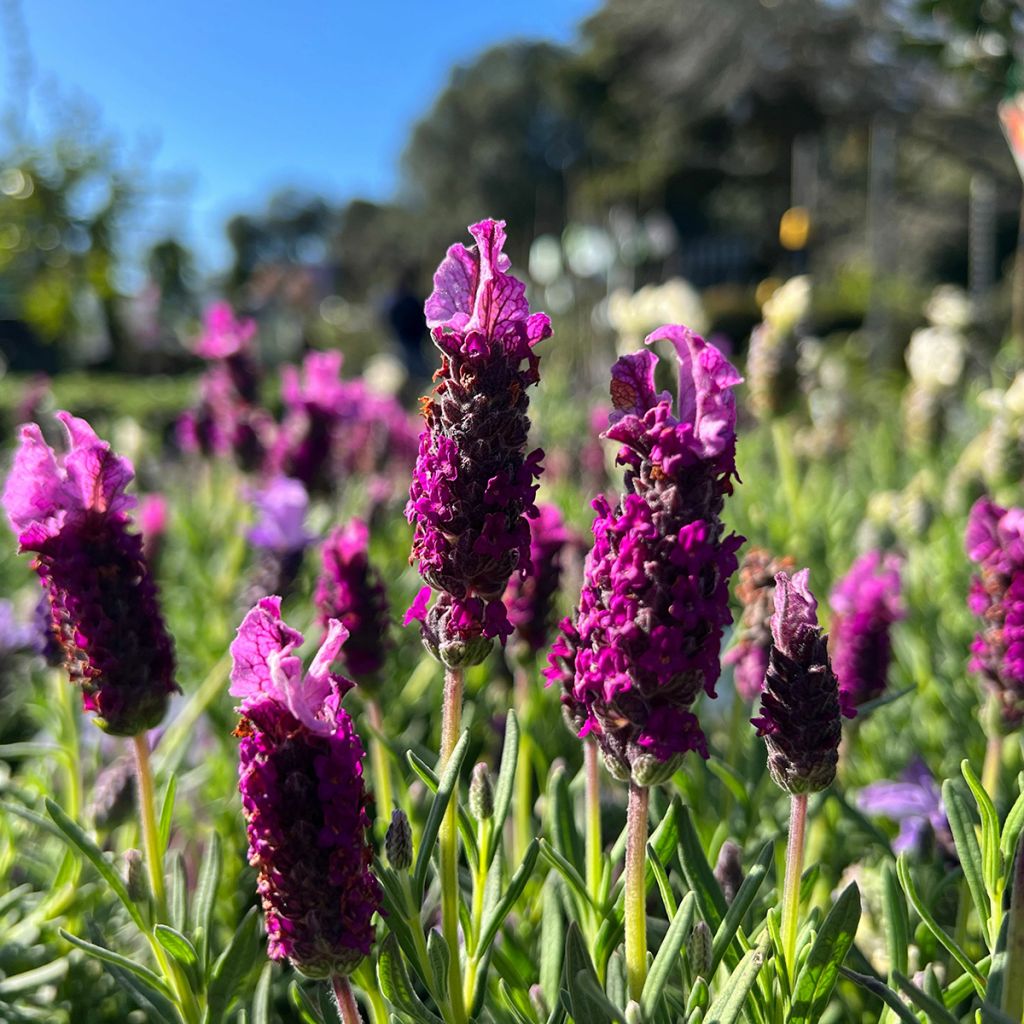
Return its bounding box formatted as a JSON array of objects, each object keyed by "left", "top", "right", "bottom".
[{"left": 400, "top": 41, "right": 583, "bottom": 264}]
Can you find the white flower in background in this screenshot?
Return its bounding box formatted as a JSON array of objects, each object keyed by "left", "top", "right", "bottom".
[
  {"left": 924, "top": 285, "right": 973, "bottom": 331},
  {"left": 762, "top": 275, "right": 811, "bottom": 335},
  {"left": 1003, "top": 371, "right": 1024, "bottom": 418},
  {"left": 363, "top": 352, "right": 407, "bottom": 397},
  {"left": 606, "top": 277, "right": 707, "bottom": 350},
  {"left": 905, "top": 326, "right": 966, "bottom": 391}
]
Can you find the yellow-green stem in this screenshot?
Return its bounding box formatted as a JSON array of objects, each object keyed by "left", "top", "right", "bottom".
[
  {"left": 332, "top": 975, "right": 363, "bottom": 1024},
  {"left": 781, "top": 793, "right": 808, "bottom": 981},
  {"left": 1002, "top": 832, "right": 1024, "bottom": 1019},
  {"left": 133, "top": 734, "right": 166, "bottom": 914},
  {"left": 367, "top": 699, "right": 393, "bottom": 830},
  {"left": 584, "top": 740, "right": 602, "bottom": 935},
  {"left": 982, "top": 693, "right": 1003, "bottom": 801},
  {"left": 440, "top": 667, "right": 467, "bottom": 1024},
  {"left": 54, "top": 671, "right": 81, "bottom": 821},
  {"left": 625, "top": 781, "right": 649, "bottom": 1003}
]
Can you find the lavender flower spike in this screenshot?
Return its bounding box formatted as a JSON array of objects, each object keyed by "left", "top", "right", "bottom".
[
  {"left": 231, "top": 596, "right": 381, "bottom": 978},
  {"left": 966, "top": 498, "right": 1024, "bottom": 723},
  {"left": 242, "top": 476, "right": 313, "bottom": 605},
  {"left": 568, "top": 326, "right": 744, "bottom": 786},
  {"left": 316, "top": 518, "right": 391, "bottom": 680},
  {"left": 405, "top": 219, "right": 551, "bottom": 666},
  {"left": 830, "top": 550, "right": 905, "bottom": 714},
  {"left": 2, "top": 412, "right": 177, "bottom": 735},
  {"left": 754, "top": 569, "right": 842, "bottom": 794}
]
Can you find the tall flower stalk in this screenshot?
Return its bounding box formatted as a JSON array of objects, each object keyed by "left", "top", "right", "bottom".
[
  {"left": 564, "top": 326, "right": 742, "bottom": 998},
  {"left": 404, "top": 219, "right": 551, "bottom": 1018},
  {"left": 753, "top": 569, "right": 842, "bottom": 977}
]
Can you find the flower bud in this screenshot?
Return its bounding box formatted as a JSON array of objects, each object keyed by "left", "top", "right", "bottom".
[
  {"left": 688, "top": 919, "right": 712, "bottom": 980},
  {"left": 713, "top": 840, "right": 744, "bottom": 906},
  {"left": 469, "top": 762, "right": 495, "bottom": 821},
  {"left": 124, "top": 849, "right": 148, "bottom": 904},
  {"left": 386, "top": 808, "right": 413, "bottom": 872}
]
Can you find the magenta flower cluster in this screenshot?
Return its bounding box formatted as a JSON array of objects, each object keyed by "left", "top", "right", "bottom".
[
  {"left": 178, "top": 303, "right": 270, "bottom": 469},
  {"left": 754, "top": 569, "right": 842, "bottom": 794},
  {"left": 316, "top": 519, "right": 391, "bottom": 680},
  {"left": 505, "top": 503, "right": 571, "bottom": 656},
  {"left": 966, "top": 497, "right": 1024, "bottom": 723},
  {"left": 2, "top": 413, "right": 177, "bottom": 735},
  {"left": 230, "top": 596, "right": 381, "bottom": 979},
  {"left": 405, "top": 219, "right": 551, "bottom": 664},
  {"left": 555, "top": 326, "right": 743, "bottom": 785},
  {"left": 271, "top": 350, "right": 419, "bottom": 500},
  {"left": 829, "top": 550, "right": 904, "bottom": 714}
]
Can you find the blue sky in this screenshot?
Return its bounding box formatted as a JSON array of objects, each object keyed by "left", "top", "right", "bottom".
[{"left": 2, "top": 1, "right": 595, "bottom": 272}]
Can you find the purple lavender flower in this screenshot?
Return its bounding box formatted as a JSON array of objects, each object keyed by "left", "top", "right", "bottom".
[
  {"left": 139, "top": 493, "right": 168, "bottom": 567},
  {"left": 2, "top": 412, "right": 177, "bottom": 735},
  {"left": 724, "top": 548, "right": 796, "bottom": 701},
  {"left": 505, "top": 503, "right": 571, "bottom": 656},
  {"left": 544, "top": 615, "right": 586, "bottom": 735},
  {"left": 753, "top": 569, "right": 842, "bottom": 794},
  {"left": 242, "top": 477, "right": 313, "bottom": 605},
  {"left": 829, "top": 550, "right": 904, "bottom": 714},
  {"left": 966, "top": 497, "right": 1024, "bottom": 723},
  {"left": 315, "top": 519, "right": 391, "bottom": 680},
  {"left": 404, "top": 219, "right": 551, "bottom": 665},
  {"left": 231, "top": 596, "right": 381, "bottom": 978},
  {"left": 566, "top": 326, "right": 743, "bottom": 786},
  {"left": 194, "top": 301, "right": 260, "bottom": 402},
  {"left": 858, "top": 758, "right": 953, "bottom": 858}
]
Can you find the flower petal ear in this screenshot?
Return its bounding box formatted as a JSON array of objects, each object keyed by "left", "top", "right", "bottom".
[
  {"left": 770, "top": 569, "right": 820, "bottom": 660},
  {"left": 2, "top": 423, "right": 68, "bottom": 537},
  {"left": 59, "top": 411, "right": 136, "bottom": 518},
  {"left": 229, "top": 596, "right": 304, "bottom": 703}
]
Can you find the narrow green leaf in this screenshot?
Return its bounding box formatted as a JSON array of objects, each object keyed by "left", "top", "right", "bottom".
[
  {"left": 710, "top": 841, "right": 772, "bottom": 975},
  {"left": 1000, "top": 782, "right": 1024, "bottom": 863},
  {"left": 538, "top": 839, "right": 596, "bottom": 911},
  {"left": 46, "top": 799, "right": 146, "bottom": 931},
  {"left": 411, "top": 731, "right": 470, "bottom": 903},
  {"left": 498, "top": 979, "right": 536, "bottom": 1024},
  {"left": 892, "top": 970, "right": 957, "bottom": 1024},
  {"left": 569, "top": 969, "right": 625, "bottom": 1024},
  {"left": 838, "top": 967, "right": 921, "bottom": 1024},
  {"left": 677, "top": 806, "right": 728, "bottom": 932},
  {"left": 426, "top": 928, "right": 450, "bottom": 1002},
  {"left": 207, "top": 907, "right": 262, "bottom": 1021},
  {"left": 158, "top": 774, "right": 177, "bottom": 854},
  {"left": 648, "top": 842, "right": 678, "bottom": 919},
  {"left": 704, "top": 938, "right": 770, "bottom": 1024},
  {"left": 641, "top": 891, "right": 697, "bottom": 1017},
  {"left": 540, "top": 876, "right": 564, "bottom": 1010},
  {"left": 289, "top": 980, "right": 326, "bottom": 1024},
  {"left": 489, "top": 709, "right": 519, "bottom": 867},
  {"left": 192, "top": 832, "right": 222, "bottom": 967},
  {"left": 943, "top": 780, "right": 991, "bottom": 947},
  {"left": 896, "top": 854, "right": 986, "bottom": 996},
  {"left": 0, "top": 958, "right": 68, "bottom": 995},
  {"left": 707, "top": 758, "right": 749, "bottom": 809},
  {"left": 377, "top": 933, "right": 444, "bottom": 1024},
  {"left": 563, "top": 921, "right": 601, "bottom": 1022},
  {"left": 881, "top": 861, "right": 909, "bottom": 978},
  {"left": 406, "top": 748, "right": 479, "bottom": 871},
  {"left": 962, "top": 761, "right": 1002, "bottom": 899},
  {"left": 476, "top": 839, "right": 541, "bottom": 959},
  {"left": 549, "top": 763, "right": 584, "bottom": 876},
  {"left": 252, "top": 962, "right": 273, "bottom": 1024},
  {"left": 789, "top": 882, "right": 861, "bottom": 1023},
  {"left": 154, "top": 924, "right": 199, "bottom": 971},
  {"left": 58, "top": 929, "right": 174, "bottom": 1000},
  {"left": 169, "top": 850, "right": 187, "bottom": 933}
]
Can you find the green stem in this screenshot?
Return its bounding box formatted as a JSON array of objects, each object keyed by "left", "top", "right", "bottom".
[
  {"left": 440, "top": 667, "right": 467, "bottom": 1024},
  {"left": 332, "top": 975, "right": 364, "bottom": 1024},
  {"left": 625, "top": 781, "right": 649, "bottom": 1003},
  {"left": 781, "top": 793, "right": 808, "bottom": 981},
  {"left": 584, "top": 739, "right": 602, "bottom": 936},
  {"left": 367, "top": 699, "right": 394, "bottom": 831},
  {"left": 54, "top": 670, "right": 81, "bottom": 821},
  {"left": 133, "top": 734, "right": 201, "bottom": 1024},
  {"left": 133, "top": 734, "right": 166, "bottom": 914},
  {"left": 1002, "top": 832, "right": 1024, "bottom": 1019}
]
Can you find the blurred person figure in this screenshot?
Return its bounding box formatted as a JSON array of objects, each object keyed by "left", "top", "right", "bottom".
[{"left": 386, "top": 268, "right": 429, "bottom": 382}]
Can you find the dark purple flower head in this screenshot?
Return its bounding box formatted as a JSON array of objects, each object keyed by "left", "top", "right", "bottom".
[
  {"left": 724, "top": 549, "right": 796, "bottom": 701},
  {"left": 405, "top": 219, "right": 551, "bottom": 664},
  {"left": 830, "top": 550, "right": 904, "bottom": 714},
  {"left": 316, "top": 519, "right": 391, "bottom": 680},
  {"left": 2, "top": 412, "right": 177, "bottom": 735},
  {"left": 566, "top": 327, "right": 743, "bottom": 786},
  {"left": 966, "top": 497, "right": 1024, "bottom": 723},
  {"left": 230, "top": 597, "right": 381, "bottom": 978},
  {"left": 505, "top": 503, "right": 571, "bottom": 656},
  {"left": 753, "top": 570, "right": 842, "bottom": 795},
  {"left": 858, "top": 758, "right": 953, "bottom": 859},
  {"left": 195, "top": 301, "right": 257, "bottom": 361}
]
